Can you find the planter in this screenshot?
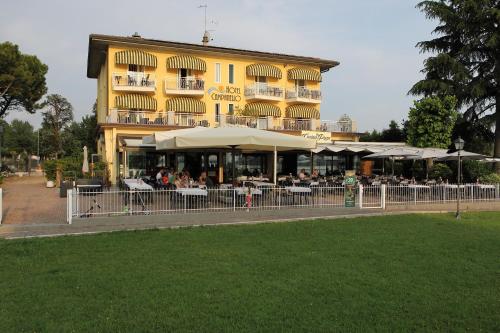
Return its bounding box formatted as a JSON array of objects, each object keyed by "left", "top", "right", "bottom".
[{"left": 46, "top": 180, "right": 55, "bottom": 188}]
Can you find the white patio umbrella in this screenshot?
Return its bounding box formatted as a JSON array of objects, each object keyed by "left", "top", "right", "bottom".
[
  {"left": 144, "top": 127, "right": 316, "bottom": 184},
  {"left": 363, "top": 147, "right": 421, "bottom": 176},
  {"left": 82, "top": 146, "right": 89, "bottom": 174},
  {"left": 435, "top": 150, "right": 486, "bottom": 161},
  {"left": 479, "top": 157, "right": 500, "bottom": 163}
]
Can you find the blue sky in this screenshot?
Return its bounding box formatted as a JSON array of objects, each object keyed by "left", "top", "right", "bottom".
[{"left": 0, "top": 0, "right": 435, "bottom": 131}]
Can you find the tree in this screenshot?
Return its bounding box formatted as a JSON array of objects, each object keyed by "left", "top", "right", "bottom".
[
  {"left": 407, "top": 96, "right": 458, "bottom": 148},
  {"left": 409, "top": 0, "right": 500, "bottom": 170},
  {"left": 3, "top": 119, "right": 36, "bottom": 154},
  {"left": 40, "top": 94, "right": 73, "bottom": 158},
  {"left": 0, "top": 42, "right": 48, "bottom": 117},
  {"left": 359, "top": 120, "right": 406, "bottom": 142}
]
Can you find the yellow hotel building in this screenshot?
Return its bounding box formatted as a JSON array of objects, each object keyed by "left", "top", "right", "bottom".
[{"left": 87, "top": 34, "right": 359, "bottom": 183}]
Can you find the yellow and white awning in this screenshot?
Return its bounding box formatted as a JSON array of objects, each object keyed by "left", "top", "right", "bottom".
[
  {"left": 167, "top": 55, "right": 207, "bottom": 71},
  {"left": 287, "top": 67, "right": 322, "bottom": 82},
  {"left": 286, "top": 105, "right": 320, "bottom": 119},
  {"left": 166, "top": 97, "right": 206, "bottom": 113},
  {"left": 243, "top": 103, "right": 281, "bottom": 117},
  {"left": 115, "top": 50, "right": 157, "bottom": 67},
  {"left": 246, "top": 64, "right": 282, "bottom": 79},
  {"left": 115, "top": 94, "right": 157, "bottom": 110}
]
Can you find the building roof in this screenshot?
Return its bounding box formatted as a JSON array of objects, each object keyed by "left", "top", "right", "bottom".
[{"left": 87, "top": 34, "right": 340, "bottom": 78}]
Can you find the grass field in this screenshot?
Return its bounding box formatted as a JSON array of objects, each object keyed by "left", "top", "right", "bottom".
[{"left": 1, "top": 212, "right": 499, "bottom": 332}]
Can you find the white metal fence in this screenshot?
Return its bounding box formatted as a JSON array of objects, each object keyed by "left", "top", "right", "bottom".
[{"left": 66, "top": 183, "right": 500, "bottom": 224}]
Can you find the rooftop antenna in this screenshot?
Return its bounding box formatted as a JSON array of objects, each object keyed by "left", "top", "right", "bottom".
[{"left": 198, "top": 4, "right": 214, "bottom": 45}]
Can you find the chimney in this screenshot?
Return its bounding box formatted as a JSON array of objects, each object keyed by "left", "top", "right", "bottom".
[{"left": 202, "top": 31, "right": 210, "bottom": 46}]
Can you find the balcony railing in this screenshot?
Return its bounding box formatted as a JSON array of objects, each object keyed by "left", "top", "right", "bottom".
[
  {"left": 174, "top": 113, "right": 210, "bottom": 127},
  {"left": 224, "top": 115, "right": 270, "bottom": 129},
  {"left": 112, "top": 72, "right": 155, "bottom": 91},
  {"left": 164, "top": 76, "right": 204, "bottom": 94},
  {"left": 320, "top": 120, "right": 357, "bottom": 133},
  {"left": 107, "top": 110, "right": 209, "bottom": 127},
  {"left": 244, "top": 83, "right": 283, "bottom": 100},
  {"left": 282, "top": 118, "right": 315, "bottom": 131},
  {"left": 286, "top": 87, "right": 321, "bottom": 102}
]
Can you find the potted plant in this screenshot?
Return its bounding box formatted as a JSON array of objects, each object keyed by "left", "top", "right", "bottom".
[{"left": 43, "top": 160, "right": 57, "bottom": 187}]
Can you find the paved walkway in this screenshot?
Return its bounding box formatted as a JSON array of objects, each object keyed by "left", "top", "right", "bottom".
[{"left": 1, "top": 174, "right": 67, "bottom": 225}]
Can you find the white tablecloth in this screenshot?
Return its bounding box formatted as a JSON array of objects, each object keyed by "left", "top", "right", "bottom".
[
  {"left": 408, "top": 184, "right": 431, "bottom": 189},
  {"left": 234, "top": 187, "right": 262, "bottom": 196},
  {"left": 123, "top": 179, "right": 153, "bottom": 190},
  {"left": 176, "top": 188, "right": 208, "bottom": 196},
  {"left": 285, "top": 186, "right": 312, "bottom": 193},
  {"left": 247, "top": 181, "right": 275, "bottom": 188}
]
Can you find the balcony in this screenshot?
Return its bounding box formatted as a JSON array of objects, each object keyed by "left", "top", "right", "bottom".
[
  {"left": 285, "top": 87, "right": 322, "bottom": 104},
  {"left": 244, "top": 83, "right": 283, "bottom": 101},
  {"left": 224, "top": 115, "right": 269, "bottom": 129},
  {"left": 281, "top": 118, "right": 316, "bottom": 131},
  {"left": 112, "top": 72, "right": 155, "bottom": 92},
  {"left": 164, "top": 77, "right": 205, "bottom": 96},
  {"left": 106, "top": 109, "right": 210, "bottom": 127}
]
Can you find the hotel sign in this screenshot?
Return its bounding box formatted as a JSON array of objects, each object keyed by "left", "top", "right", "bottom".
[
  {"left": 301, "top": 131, "right": 332, "bottom": 144},
  {"left": 207, "top": 86, "right": 242, "bottom": 102}
]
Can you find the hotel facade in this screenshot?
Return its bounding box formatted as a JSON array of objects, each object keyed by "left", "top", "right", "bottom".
[{"left": 87, "top": 34, "right": 360, "bottom": 184}]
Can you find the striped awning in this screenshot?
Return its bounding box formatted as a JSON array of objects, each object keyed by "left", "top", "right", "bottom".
[
  {"left": 167, "top": 55, "right": 206, "bottom": 71},
  {"left": 286, "top": 105, "right": 320, "bottom": 119},
  {"left": 115, "top": 50, "right": 157, "bottom": 68},
  {"left": 243, "top": 103, "right": 281, "bottom": 117},
  {"left": 287, "top": 67, "right": 322, "bottom": 82},
  {"left": 166, "top": 97, "right": 206, "bottom": 114},
  {"left": 246, "top": 64, "right": 282, "bottom": 79},
  {"left": 115, "top": 94, "right": 157, "bottom": 111}
]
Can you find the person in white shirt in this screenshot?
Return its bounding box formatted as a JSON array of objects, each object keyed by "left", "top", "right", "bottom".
[{"left": 156, "top": 168, "right": 165, "bottom": 183}]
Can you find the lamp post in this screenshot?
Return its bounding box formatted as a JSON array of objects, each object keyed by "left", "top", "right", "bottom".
[{"left": 454, "top": 136, "right": 465, "bottom": 219}]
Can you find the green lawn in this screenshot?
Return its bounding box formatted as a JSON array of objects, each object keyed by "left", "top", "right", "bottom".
[{"left": 1, "top": 213, "right": 499, "bottom": 332}]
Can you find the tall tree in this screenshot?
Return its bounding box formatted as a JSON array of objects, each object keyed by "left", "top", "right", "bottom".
[
  {"left": 0, "top": 42, "right": 48, "bottom": 117},
  {"left": 360, "top": 120, "right": 406, "bottom": 142},
  {"left": 407, "top": 96, "right": 458, "bottom": 148},
  {"left": 410, "top": 0, "right": 500, "bottom": 170},
  {"left": 40, "top": 94, "right": 73, "bottom": 158},
  {"left": 3, "top": 119, "right": 36, "bottom": 154}
]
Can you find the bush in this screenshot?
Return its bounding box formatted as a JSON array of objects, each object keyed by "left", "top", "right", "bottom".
[
  {"left": 43, "top": 160, "right": 57, "bottom": 181},
  {"left": 462, "top": 160, "right": 493, "bottom": 183},
  {"left": 429, "top": 163, "right": 453, "bottom": 181},
  {"left": 480, "top": 173, "right": 500, "bottom": 184}
]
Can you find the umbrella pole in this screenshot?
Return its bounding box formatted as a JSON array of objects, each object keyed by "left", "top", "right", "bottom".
[
  {"left": 273, "top": 146, "right": 277, "bottom": 185},
  {"left": 231, "top": 146, "right": 236, "bottom": 186},
  {"left": 382, "top": 158, "right": 385, "bottom": 175},
  {"left": 391, "top": 157, "right": 394, "bottom": 177}
]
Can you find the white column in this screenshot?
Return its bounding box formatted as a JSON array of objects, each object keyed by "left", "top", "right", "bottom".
[
  {"left": 267, "top": 116, "right": 273, "bottom": 130},
  {"left": 219, "top": 114, "right": 226, "bottom": 127},
  {"left": 381, "top": 184, "right": 386, "bottom": 210},
  {"left": 67, "top": 189, "right": 72, "bottom": 224}
]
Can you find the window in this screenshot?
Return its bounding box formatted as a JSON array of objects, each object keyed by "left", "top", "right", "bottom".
[
  {"left": 228, "top": 64, "right": 234, "bottom": 84},
  {"left": 295, "top": 79, "right": 305, "bottom": 90},
  {"left": 228, "top": 103, "right": 234, "bottom": 115},
  {"left": 215, "top": 63, "right": 221, "bottom": 83},
  {"left": 128, "top": 64, "right": 144, "bottom": 72},
  {"left": 215, "top": 103, "right": 220, "bottom": 122},
  {"left": 255, "top": 76, "right": 267, "bottom": 83}
]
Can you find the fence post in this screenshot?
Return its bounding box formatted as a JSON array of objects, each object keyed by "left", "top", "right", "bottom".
[
  {"left": 358, "top": 184, "right": 363, "bottom": 209},
  {"left": 414, "top": 187, "right": 417, "bottom": 205},
  {"left": 278, "top": 187, "right": 281, "bottom": 209},
  {"left": 233, "top": 189, "right": 236, "bottom": 211},
  {"left": 471, "top": 184, "right": 474, "bottom": 203},
  {"left": 129, "top": 189, "right": 133, "bottom": 215},
  {"left": 496, "top": 183, "right": 499, "bottom": 200},
  {"left": 381, "top": 184, "right": 386, "bottom": 210},
  {"left": 0, "top": 188, "right": 3, "bottom": 224},
  {"left": 67, "top": 189, "right": 72, "bottom": 224}
]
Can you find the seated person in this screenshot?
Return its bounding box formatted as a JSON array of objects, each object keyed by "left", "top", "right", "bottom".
[
  {"left": 311, "top": 169, "right": 319, "bottom": 180},
  {"left": 298, "top": 168, "right": 307, "bottom": 180},
  {"left": 199, "top": 171, "right": 214, "bottom": 188},
  {"left": 161, "top": 174, "right": 169, "bottom": 185},
  {"left": 174, "top": 173, "right": 188, "bottom": 188},
  {"left": 156, "top": 168, "right": 165, "bottom": 183}
]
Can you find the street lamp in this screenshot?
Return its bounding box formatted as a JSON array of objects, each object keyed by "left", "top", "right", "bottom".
[{"left": 454, "top": 136, "right": 465, "bottom": 219}]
